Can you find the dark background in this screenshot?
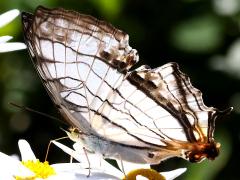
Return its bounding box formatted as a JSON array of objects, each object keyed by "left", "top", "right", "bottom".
[{"left": 0, "top": 0, "right": 239, "bottom": 179}]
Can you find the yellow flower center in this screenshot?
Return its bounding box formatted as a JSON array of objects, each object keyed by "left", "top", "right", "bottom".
[
  {"left": 15, "top": 159, "right": 56, "bottom": 180},
  {"left": 123, "top": 168, "right": 165, "bottom": 180}
]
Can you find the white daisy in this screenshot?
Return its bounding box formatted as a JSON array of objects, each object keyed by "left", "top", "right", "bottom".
[
  {"left": 0, "top": 139, "right": 186, "bottom": 179},
  {"left": 0, "top": 9, "right": 26, "bottom": 53},
  {"left": 0, "top": 139, "right": 125, "bottom": 180},
  {"left": 53, "top": 140, "right": 187, "bottom": 180}
]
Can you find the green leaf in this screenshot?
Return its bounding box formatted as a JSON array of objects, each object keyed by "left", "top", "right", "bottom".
[{"left": 90, "top": 0, "right": 124, "bottom": 19}]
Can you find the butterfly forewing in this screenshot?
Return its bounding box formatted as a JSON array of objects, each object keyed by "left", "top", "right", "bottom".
[
  {"left": 23, "top": 6, "right": 138, "bottom": 132},
  {"left": 22, "top": 6, "right": 232, "bottom": 164}
]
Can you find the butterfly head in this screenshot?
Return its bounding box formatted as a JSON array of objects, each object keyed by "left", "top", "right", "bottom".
[
  {"left": 62, "top": 127, "right": 82, "bottom": 142},
  {"left": 187, "top": 141, "right": 221, "bottom": 163}
]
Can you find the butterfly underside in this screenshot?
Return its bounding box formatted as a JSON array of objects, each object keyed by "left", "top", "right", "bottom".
[{"left": 22, "top": 6, "right": 232, "bottom": 164}]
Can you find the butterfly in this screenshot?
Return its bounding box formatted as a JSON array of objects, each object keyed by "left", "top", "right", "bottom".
[{"left": 22, "top": 6, "right": 232, "bottom": 164}]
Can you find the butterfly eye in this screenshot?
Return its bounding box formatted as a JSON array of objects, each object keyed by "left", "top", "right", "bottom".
[{"left": 187, "top": 152, "right": 203, "bottom": 163}]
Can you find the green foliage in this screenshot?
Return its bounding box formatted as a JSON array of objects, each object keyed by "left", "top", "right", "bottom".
[
  {"left": 90, "top": 0, "right": 125, "bottom": 19},
  {"left": 171, "top": 15, "right": 223, "bottom": 53},
  {"left": 0, "top": 16, "right": 20, "bottom": 36}
]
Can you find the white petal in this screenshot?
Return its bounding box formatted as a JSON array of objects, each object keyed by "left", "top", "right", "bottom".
[
  {"left": 51, "top": 163, "right": 120, "bottom": 180},
  {"left": 0, "top": 42, "right": 26, "bottom": 52},
  {"left": 161, "top": 168, "right": 187, "bottom": 180},
  {"left": 52, "top": 141, "right": 82, "bottom": 162},
  {"left": 0, "top": 9, "right": 20, "bottom": 28},
  {"left": 10, "top": 154, "right": 20, "bottom": 161},
  {"left": 116, "top": 160, "right": 150, "bottom": 174},
  {"left": 52, "top": 141, "right": 123, "bottom": 178},
  {"left": 0, "top": 36, "right": 12, "bottom": 43},
  {"left": 52, "top": 141, "right": 100, "bottom": 167},
  {"left": 0, "top": 152, "right": 34, "bottom": 179},
  {"left": 18, "top": 139, "right": 36, "bottom": 161}
]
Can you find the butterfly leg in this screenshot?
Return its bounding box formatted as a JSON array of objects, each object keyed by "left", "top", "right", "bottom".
[
  {"left": 119, "top": 156, "right": 127, "bottom": 178},
  {"left": 83, "top": 146, "right": 91, "bottom": 177},
  {"left": 45, "top": 136, "right": 69, "bottom": 161}
]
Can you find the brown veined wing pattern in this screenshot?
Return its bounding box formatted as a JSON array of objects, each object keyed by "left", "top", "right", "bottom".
[
  {"left": 22, "top": 6, "right": 232, "bottom": 164},
  {"left": 22, "top": 6, "right": 138, "bottom": 134}
]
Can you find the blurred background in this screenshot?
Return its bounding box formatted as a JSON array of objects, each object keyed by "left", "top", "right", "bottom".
[{"left": 0, "top": 0, "right": 239, "bottom": 179}]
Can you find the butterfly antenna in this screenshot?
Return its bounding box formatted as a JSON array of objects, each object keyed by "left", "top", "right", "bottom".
[{"left": 9, "top": 102, "right": 67, "bottom": 125}]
